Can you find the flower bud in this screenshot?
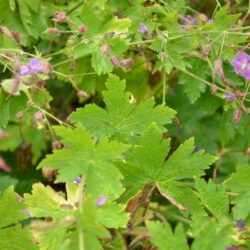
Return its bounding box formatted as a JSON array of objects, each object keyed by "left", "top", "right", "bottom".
[
  {"left": 120, "top": 58, "right": 134, "bottom": 69},
  {"left": 96, "top": 196, "right": 106, "bottom": 207},
  {"left": 0, "top": 157, "right": 11, "bottom": 172},
  {"left": 77, "top": 90, "right": 88, "bottom": 98},
  {"left": 202, "top": 44, "right": 212, "bottom": 55},
  {"left": 214, "top": 59, "right": 224, "bottom": 78},
  {"left": 109, "top": 55, "right": 121, "bottom": 67},
  {"left": 78, "top": 24, "right": 86, "bottom": 33},
  {"left": 12, "top": 78, "right": 19, "bottom": 94},
  {"left": 11, "top": 31, "right": 20, "bottom": 43},
  {"left": 35, "top": 111, "right": 43, "bottom": 121},
  {"left": 0, "top": 130, "right": 8, "bottom": 138},
  {"left": 233, "top": 108, "right": 242, "bottom": 124},
  {"left": 46, "top": 28, "right": 59, "bottom": 35},
  {"left": 52, "top": 140, "right": 61, "bottom": 150},
  {"left": 100, "top": 44, "right": 109, "bottom": 57},
  {"left": 0, "top": 25, "right": 12, "bottom": 37},
  {"left": 51, "top": 12, "right": 67, "bottom": 23},
  {"left": 246, "top": 147, "right": 250, "bottom": 154},
  {"left": 235, "top": 90, "right": 244, "bottom": 98}
]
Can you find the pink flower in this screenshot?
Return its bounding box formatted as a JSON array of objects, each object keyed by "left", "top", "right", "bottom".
[{"left": 138, "top": 23, "right": 147, "bottom": 33}]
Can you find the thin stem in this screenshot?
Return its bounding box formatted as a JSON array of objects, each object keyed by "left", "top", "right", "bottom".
[
  {"left": 67, "top": 1, "right": 84, "bottom": 15},
  {"left": 162, "top": 71, "right": 166, "bottom": 105},
  {"left": 243, "top": 81, "right": 250, "bottom": 102}
]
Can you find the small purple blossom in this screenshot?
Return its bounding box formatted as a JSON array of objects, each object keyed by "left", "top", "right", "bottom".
[
  {"left": 236, "top": 219, "right": 244, "bottom": 229},
  {"left": 19, "top": 209, "right": 33, "bottom": 217},
  {"left": 138, "top": 23, "right": 147, "bottom": 33},
  {"left": 19, "top": 58, "right": 46, "bottom": 76},
  {"left": 224, "top": 93, "right": 234, "bottom": 102},
  {"left": 73, "top": 176, "right": 81, "bottom": 186},
  {"left": 231, "top": 51, "right": 250, "bottom": 80},
  {"left": 225, "top": 246, "right": 237, "bottom": 250},
  {"left": 95, "top": 196, "right": 106, "bottom": 207}
]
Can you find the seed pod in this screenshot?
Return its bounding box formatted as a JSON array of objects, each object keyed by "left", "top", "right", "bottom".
[
  {"left": 12, "top": 78, "right": 20, "bottom": 94},
  {"left": 202, "top": 44, "right": 212, "bottom": 55},
  {"left": 46, "top": 28, "right": 59, "bottom": 35},
  {"left": 235, "top": 90, "right": 244, "bottom": 98},
  {"left": 233, "top": 108, "right": 242, "bottom": 124}
]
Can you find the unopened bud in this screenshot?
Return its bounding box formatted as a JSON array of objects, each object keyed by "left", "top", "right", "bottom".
[
  {"left": 35, "top": 111, "right": 43, "bottom": 121},
  {"left": 214, "top": 59, "right": 224, "bottom": 78},
  {"left": 0, "top": 25, "right": 12, "bottom": 37},
  {"left": 52, "top": 12, "right": 67, "bottom": 23},
  {"left": 199, "top": 14, "right": 209, "bottom": 23},
  {"left": 46, "top": 28, "right": 59, "bottom": 35},
  {"left": 52, "top": 140, "right": 61, "bottom": 150},
  {"left": 0, "top": 157, "right": 11, "bottom": 172},
  {"left": 100, "top": 44, "right": 109, "bottom": 57},
  {"left": 233, "top": 108, "right": 242, "bottom": 124},
  {"left": 120, "top": 58, "right": 134, "bottom": 68},
  {"left": 77, "top": 90, "right": 88, "bottom": 98},
  {"left": 109, "top": 55, "right": 121, "bottom": 67},
  {"left": 211, "top": 84, "right": 217, "bottom": 94},
  {"left": 12, "top": 78, "right": 19, "bottom": 94},
  {"left": 0, "top": 130, "right": 8, "bottom": 138},
  {"left": 235, "top": 90, "right": 244, "bottom": 98},
  {"left": 78, "top": 24, "right": 86, "bottom": 33},
  {"left": 11, "top": 31, "right": 20, "bottom": 43},
  {"left": 202, "top": 44, "right": 211, "bottom": 55}
]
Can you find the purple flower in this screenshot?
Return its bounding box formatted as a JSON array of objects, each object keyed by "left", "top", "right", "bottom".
[
  {"left": 19, "top": 209, "right": 33, "bottom": 217},
  {"left": 224, "top": 93, "right": 234, "bottom": 102},
  {"left": 73, "top": 176, "right": 81, "bottom": 186},
  {"left": 231, "top": 51, "right": 250, "bottom": 80},
  {"left": 225, "top": 246, "right": 236, "bottom": 250},
  {"left": 236, "top": 219, "right": 244, "bottom": 229},
  {"left": 19, "top": 58, "right": 46, "bottom": 76},
  {"left": 95, "top": 196, "right": 106, "bottom": 207},
  {"left": 138, "top": 23, "right": 147, "bottom": 33}
]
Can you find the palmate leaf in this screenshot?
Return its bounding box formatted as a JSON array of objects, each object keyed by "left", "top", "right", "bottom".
[
  {"left": 225, "top": 164, "right": 250, "bottom": 219},
  {"left": 69, "top": 75, "right": 176, "bottom": 141},
  {"left": 118, "top": 124, "right": 216, "bottom": 213},
  {"left": 0, "top": 187, "right": 38, "bottom": 250},
  {"left": 195, "top": 178, "right": 229, "bottom": 220},
  {"left": 147, "top": 221, "right": 189, "bottom": 250},
  {"left": 37, "top": 124, "right": 129, "bottom": 200}
]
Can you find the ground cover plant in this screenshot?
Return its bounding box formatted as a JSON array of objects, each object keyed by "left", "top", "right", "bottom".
[{"left": 0, "top": 0, "right": 250, "bottom": 249}]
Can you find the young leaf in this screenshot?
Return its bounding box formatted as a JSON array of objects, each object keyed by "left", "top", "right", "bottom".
[
  {"left": 147, "top": 221, "right": 189, "bottom": 250},
  {"left": 69, "top": 75, "right": 176, "bottom": 140},
  {"left": 37, "top": 124, "right": 129, "bottom": 200}
]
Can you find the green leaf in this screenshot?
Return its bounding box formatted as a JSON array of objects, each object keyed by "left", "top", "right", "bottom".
[
  {"left": 24, "top": 183, "right": 70, "bottom": 218},
  {"left": 195, "top": 178, "right": 229, "bottom": 219},
  {"left": 102, "top": 17, "right": 131, "bottom": 34},
  {"left": 37, "top": 124, "right": 129, "bottom": 200},
  {"left": 0, "top": 225, "right": 38, "bottom": 250},
  {"left": 147, "top": 221, "right": 189, "bottom": 250},
  {"left": 214, "top": 6, "right": 241, "bottom": 30},
  {"left": 191, "top": 219, "right": 232, "bottom": 250},
  {"left": 225, "top": 164, "right": 250, "bottom": 219},
  {"left": 0, "top": 186, "right": 26, "bottom": 228},
  {"left": 118, "top": 124, "right": 216, "bottom": 213},
  {"left": 69, "top": 75, "right": 176, "bottom": 141},
  {"left": 0, "top": 91, "right": 10, "bottom": 128}
]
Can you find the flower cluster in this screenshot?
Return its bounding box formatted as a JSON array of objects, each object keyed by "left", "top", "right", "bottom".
[
  {"left": 231, "top": 51, "right": 250, "bottom": 80},
  {"left": 19, "top": 58, "right": 50, "bottom": 76}
]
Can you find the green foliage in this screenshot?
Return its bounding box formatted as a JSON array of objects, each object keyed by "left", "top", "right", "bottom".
[
  {"left": 0, "top": 0, "right": 249, "bottom": 249},
  {"left": 70, "top": 75, "right": 175, "bottom": 140}
]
